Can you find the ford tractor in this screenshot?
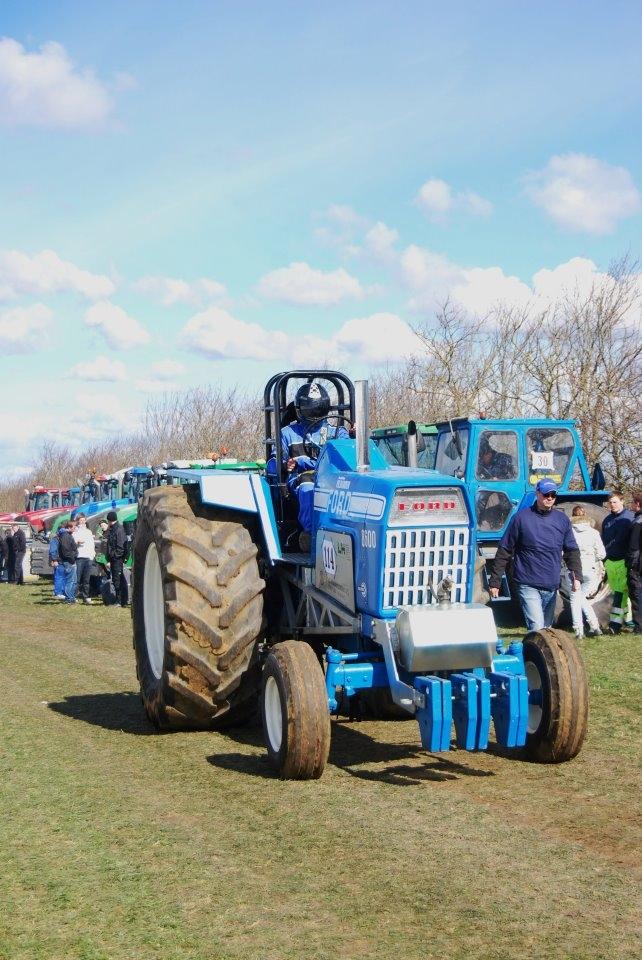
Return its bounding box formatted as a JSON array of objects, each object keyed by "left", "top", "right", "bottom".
[{"left": 131, "top": 371, "right": 588, "bottom": 780}]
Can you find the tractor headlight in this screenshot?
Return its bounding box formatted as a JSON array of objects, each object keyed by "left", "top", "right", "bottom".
[{"left": 389, "top": 487, "right": 469, "bottom": 525}]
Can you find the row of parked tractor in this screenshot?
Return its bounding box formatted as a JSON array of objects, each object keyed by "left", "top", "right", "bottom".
[{"left": 1, "top": 458, "right": 266, "bottom": 589}]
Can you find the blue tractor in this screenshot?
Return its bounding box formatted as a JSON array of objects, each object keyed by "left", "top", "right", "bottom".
[
  {"left": 131, "top": 372, "right": 588, "bottom": 779},
  {"left": 374, "top": 416, "right": 612, "bottom": 624}
]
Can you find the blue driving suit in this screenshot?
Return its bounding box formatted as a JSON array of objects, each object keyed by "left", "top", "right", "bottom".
[{"left": 280, "top": 419, "right": 349, "bottom": 532}]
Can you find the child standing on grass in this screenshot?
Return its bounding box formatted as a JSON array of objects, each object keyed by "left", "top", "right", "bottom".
[{"left": 569, "top": 505, "right": 605, "bottom": 638}]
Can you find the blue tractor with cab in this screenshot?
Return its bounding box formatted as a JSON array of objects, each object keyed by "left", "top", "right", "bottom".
[{"left": 131, "top": 372, "right": 588, "bottom": 779}]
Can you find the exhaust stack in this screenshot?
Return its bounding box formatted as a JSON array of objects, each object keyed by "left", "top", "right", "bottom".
[
  {"left": 407, "top": 420, "right": 418, "bottom": 468},
  {"left": 355, "top": 379, "right": 370, "bottom": 472}
]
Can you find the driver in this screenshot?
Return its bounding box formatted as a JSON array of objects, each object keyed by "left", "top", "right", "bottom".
[
  {"left": 477, "top": 437, "right": 514, "bottom": 480},
  {"left": 280, "top": 382, "right": 349, "bottom": 549}
]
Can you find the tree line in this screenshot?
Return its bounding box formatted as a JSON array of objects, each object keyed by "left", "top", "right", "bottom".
[{"left": 1, "top": 258, "right": 640, "bottom": 512}]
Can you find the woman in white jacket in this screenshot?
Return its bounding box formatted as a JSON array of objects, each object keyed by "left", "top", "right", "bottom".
[{"left": 570, "top": 505, "right": 606, "bottom": 637}]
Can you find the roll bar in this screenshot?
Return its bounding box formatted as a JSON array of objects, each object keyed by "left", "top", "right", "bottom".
[{"left": 263, "top": 370, "right": 356, "bottom": 491}]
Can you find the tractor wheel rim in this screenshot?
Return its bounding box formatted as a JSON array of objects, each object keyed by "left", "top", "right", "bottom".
[
  {"left": 264, "top": 676, "right": 283, "bottom": 752},
  {"left": 525, "top": 660, "right": 543, "bottom": 734},
  {"left": 143, "top": 542, "right": 165, "bottom": 680}
]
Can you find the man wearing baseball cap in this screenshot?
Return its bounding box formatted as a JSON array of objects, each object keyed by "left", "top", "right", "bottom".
[{"left": 488, "top": 479, "right": 582, "bottom": 632}]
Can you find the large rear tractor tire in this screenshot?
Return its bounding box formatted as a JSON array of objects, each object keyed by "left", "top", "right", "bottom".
[
  {"left": 261, "top": 640, "right": 331, "bottom": 779},
  {"left": 132, "top": 486, "right": 265, "bottom": 729},
  {"left": 522, "top": 628, "right": 588, "bottom": 763}
]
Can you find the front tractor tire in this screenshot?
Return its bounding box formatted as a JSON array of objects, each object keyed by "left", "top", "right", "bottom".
[
  {"left": 522, "top": 628, "right": 588, "bottom": 763},
  {"left": 132, "top": 486, "right": 265, "bottom": 729},
  {"left": 261, "top": 641, "right": 331, "bottom": 779}
]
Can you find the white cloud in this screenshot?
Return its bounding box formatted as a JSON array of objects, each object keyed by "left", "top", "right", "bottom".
[
  {"left": 323, "top": 204, "right": 368, "bottom": 228},
  {"left": 0, "top": 38, "right": 113, "bottom": 129},
  {"left": 179, "top": 305, "right": 420, "bottom": 368},
  {"left": 67, "top": 356, "right": 127, "bottom": 381},
  {"left": 416, "top": 179, "right": 492, "bottom": 220},
  {"left": 416, "top": 179, "right": 453, "bottom": 215},
  {"left": 151, "top": 359, "right": 185, "bottom": 378},
  {"left": 459, "top": 191, "right": 493, "bottom": 217},
  {"left": 333, "top": 314, "right": 419, "bottom": 364},
  {"left": 180, "top": 307, "right": 288, "bottom": 360},
  {"left": 134, "top": 275, "right": 226, "bottom": 306},
  {"left": 0, "top": 303, "right": 52, "bottom": 353},
  {"left": 85, "top": 301, "right": 151, "bottom": 349},
  {"left": 258, "top": 261, "right": 364, "bottom": 305},
  {"left": 400, "top": 245, "right": 465, "bottom": 309},
  {"left": 0, "top": 249, "right": 115, "bottom": 301},
  {"left": 135, "top": 379, "right": 180, "bottom": 394},
  {"left": 364, "top": 222, "right": 399, "bottom": 262},
  {"left": 526, "top": 154, "right": 641, "bottom": 234}
]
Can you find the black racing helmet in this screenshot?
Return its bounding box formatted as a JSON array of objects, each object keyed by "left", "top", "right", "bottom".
[{"left": 294, "top": 381, "right": 330, "bottom": 422}]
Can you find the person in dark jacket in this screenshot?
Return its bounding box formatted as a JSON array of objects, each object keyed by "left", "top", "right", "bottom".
[
  {"left": 58, "top": 520, "right": 79, "bottom": 603},
  {"left": 626, "top": 490, "right": 642, "bottom": 634},
  {"left": 11, "top": 524, "right": 27, "bottom": 586},
  {"left": 5, "top": 527, "right": 16, "bottom": 582},
  {"left": 601, "top": 491, "right": 634, "bottom": 633},
  {"left": 105, "top": 510, "right": 128, "bottom": 607},
  {"left": 48, "top": 527, "right": 67, "bottom": 598},
  {"left": 489, "top": 478, "right": 582, "bottom": 632},
  {"left": 0, "top": 528, "right": 8, "bottom": 582}
]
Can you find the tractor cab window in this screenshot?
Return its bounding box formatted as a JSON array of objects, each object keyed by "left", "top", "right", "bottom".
[
  {"left": 475, "top": 431, "right": 518, "bottom": 481},
  {"left": 476, "top": 489, "right": 514, "bottom": 531},
  {"left": 374, "top": 432, "right": 437, "bottom": 468},
  {"left": 51, "top": 492, "right": 60, "bottom": 508},
  {"left": 435, "top": 429, "right": 469, "bottom": 479},
  {"left": 61, "top": 492, "right": 71, "bottom": 506},
  {"left": 33, "top": 492, "right": 50, "bottom": 510},
  {"left": 526, "top": 428, "right": 574, "bottom": 487}
]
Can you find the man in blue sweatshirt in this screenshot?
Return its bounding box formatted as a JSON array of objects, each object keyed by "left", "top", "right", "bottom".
[{"left": 489, "top": 478, "right": 582, "bottom": 632}]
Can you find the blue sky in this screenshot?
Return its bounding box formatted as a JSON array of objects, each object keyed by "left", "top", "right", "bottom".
[{"left": 1, "top": 1, "right": 641, "bottom": 476}]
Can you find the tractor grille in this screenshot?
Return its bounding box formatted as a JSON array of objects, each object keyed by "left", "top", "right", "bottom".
[{"left": 383, "top": 526, "right": 469, "bottom": 609}]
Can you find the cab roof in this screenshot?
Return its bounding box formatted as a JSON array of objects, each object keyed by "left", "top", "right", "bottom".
[{"left": 434, "top": 417, "right": 579, "bottom": 430}]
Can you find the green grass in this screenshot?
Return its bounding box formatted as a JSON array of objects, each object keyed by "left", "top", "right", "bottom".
[{"left": 0, "top": 581, "right": 640, "bottom": 960}]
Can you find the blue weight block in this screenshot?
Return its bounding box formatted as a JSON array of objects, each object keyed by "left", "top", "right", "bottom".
[
  {"left": 450, "top": 673, "right": 477, "bottom": 750},
  {"left": 415, "top": 677, "right": 452, "bottom": 752},
  {"left": 489, "top": 672, "right": 529, "bottom": 748},
  {"left": 450, "top": 673, "right": 491, "bottom": 750}
]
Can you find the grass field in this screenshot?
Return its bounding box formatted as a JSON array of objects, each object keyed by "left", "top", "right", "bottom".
[{"left": 1, "top": 581, "right": 640, "bottom": 960}]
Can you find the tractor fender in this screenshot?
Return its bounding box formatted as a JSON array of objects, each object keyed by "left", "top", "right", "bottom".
[{"left": 166, "top": 469, "right": 282, "bottom": 562}]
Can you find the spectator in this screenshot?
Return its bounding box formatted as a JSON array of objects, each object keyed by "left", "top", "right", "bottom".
[
  {"left": 48, "top": 526, "right": 66, "bottom": 599},
  {"left": 5, "top": 528, "right": 15, "bottom": 583},
  {"left": 58, "top": 520, "right": 79, "bottom": 604},
  {"left": 489, "top": 479, "right": 582, "bottom": 632},
  {"left": 11, "top": 524, "right": 27, "bottom": 586},
  {"left": 626, "top": 490, "right": 642, "bottom": 634},
  {"left": 73, "top": 513, "right": 96, "bottom": 605},
  {"left": 105, "top": 510, "right": 128, "bottom": 607},
  {"left": 569, "top": 505, "right": 605, "bottom": 638},
  {"left": 601, "top": 491, "right": 634, "bottom": 634},
  {"left": 0, "top": 527, "right": 8, "bottom": 583}
]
